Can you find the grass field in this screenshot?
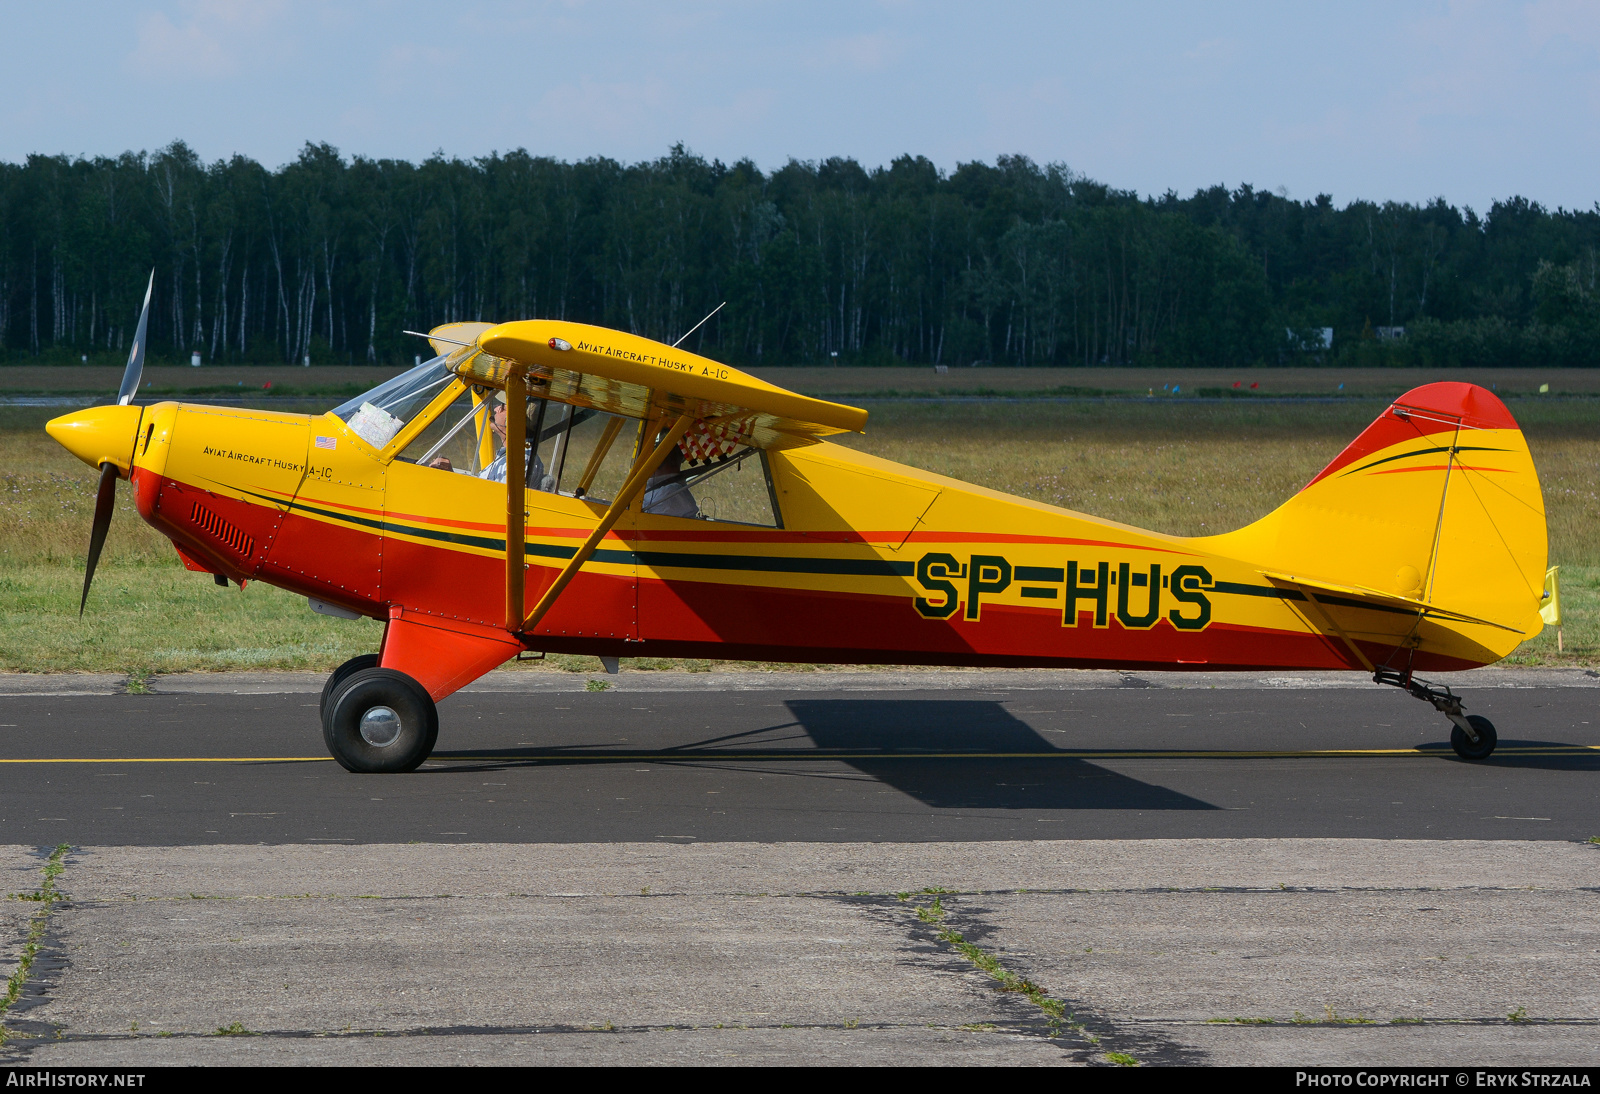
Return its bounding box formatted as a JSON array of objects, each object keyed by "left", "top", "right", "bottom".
[{"left": 2, "top": 396, "right": 1595, "bottom": 674}]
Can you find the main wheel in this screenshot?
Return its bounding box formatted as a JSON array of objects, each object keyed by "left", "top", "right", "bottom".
[
  {"left": 1450, "top": 715, "right": 1498, "bottom": 761},
  {"left": 322, "top": 667, "right": 438, "bottom": 773},
  {"left": 320, "top": 653, "right": 380, "bottom": 718}
]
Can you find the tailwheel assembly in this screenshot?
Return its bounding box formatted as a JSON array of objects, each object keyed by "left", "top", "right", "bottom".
[
  {"left": 1373, "top": 668, "right": 1498, "bottom": 761},
  {"left": 322, "top": 666, "right": 438, "bottom": 773}
]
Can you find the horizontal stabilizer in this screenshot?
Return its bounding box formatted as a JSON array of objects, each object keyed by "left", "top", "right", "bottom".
[{"left": 1260, "top": 570, "right": 1521, "bottom": 633}]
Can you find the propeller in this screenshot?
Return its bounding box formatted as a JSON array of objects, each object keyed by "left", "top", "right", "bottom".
[{"left": 79, "top": 270, "right": 153, "bottom": 616}]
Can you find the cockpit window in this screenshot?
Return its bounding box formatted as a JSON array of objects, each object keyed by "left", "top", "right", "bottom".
[
  {"left": 397, "top": 386, "right": 493, "bottom": 474},
  {"left": 331, "top": 357, "right": 455, "bottom": 449}
]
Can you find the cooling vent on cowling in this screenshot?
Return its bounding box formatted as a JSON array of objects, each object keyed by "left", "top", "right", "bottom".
[{"left": 191, "top": 502, "right": 254, "bottom": 558}]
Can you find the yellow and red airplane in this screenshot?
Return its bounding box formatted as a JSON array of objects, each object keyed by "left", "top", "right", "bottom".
[{"left": 47, "top": 288, "right": 1552, "bottom": 772}]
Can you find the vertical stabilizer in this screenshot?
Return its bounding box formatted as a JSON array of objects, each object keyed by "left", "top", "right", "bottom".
[{"left": 1202, "top": 382, "right": 1547, "bottom": 663}]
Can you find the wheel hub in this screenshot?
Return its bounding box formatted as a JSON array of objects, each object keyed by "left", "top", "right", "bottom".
[{"left": 359, "top": 705, "right": 403, "bottom": 747}]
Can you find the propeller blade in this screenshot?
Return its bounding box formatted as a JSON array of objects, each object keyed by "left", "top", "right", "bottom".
[
  {"left": 80, "top": 271, "right": 153, "bottom": 614},
  {"left": 79, "top": 462, "right": 119, "bottom": 616},
  {"left": 116, "top": 270, "right": 154, "bottom": 407}
]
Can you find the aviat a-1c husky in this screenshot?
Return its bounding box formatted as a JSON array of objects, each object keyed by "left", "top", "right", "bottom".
[{"left": 48, "top": 286, "right": 1555, "bottom": 772}]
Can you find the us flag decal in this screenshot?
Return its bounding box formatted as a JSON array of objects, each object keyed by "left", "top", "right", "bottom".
[{"left": 314, "top": 436, "right": 336, "bottom": 450}]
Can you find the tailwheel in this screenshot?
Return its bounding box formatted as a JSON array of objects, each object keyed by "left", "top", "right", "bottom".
[
  {"left": 323, "top": 667, "right": 438, "bottom": 773},
  {"left": 1450, "top": 714, "right": 1498, "bottom": 761},
  {"left": 320, "top": 653, "right": 380, "bottom": 718},
  {"left": 1373, "top": 668, "right": 1499, "bottom": 762}
]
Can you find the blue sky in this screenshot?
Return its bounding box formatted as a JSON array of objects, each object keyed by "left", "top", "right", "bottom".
[{"left": 5, "top": 1, "right": 1597, "bottom": 211}]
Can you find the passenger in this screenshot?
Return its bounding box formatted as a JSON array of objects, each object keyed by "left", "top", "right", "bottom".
[
  {"left": 429, "top": 393, "right": 544, "bottom": 485},
  {"left": 642, "top": 444, "right": 699, "bottom": 517}
]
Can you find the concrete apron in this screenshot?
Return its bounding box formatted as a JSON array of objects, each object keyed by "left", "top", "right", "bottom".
[{"left": 1, "top": 840, "right": 1596, "bottom": 1066}]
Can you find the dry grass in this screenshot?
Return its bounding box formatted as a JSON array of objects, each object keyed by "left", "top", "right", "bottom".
[{"left": 4, "top": 399, "right": 1597, "bottom": 672}]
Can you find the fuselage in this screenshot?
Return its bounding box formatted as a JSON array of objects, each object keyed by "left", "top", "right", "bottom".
[{"left": 112, "top": 397, "right": 1509, "bottom": 675}]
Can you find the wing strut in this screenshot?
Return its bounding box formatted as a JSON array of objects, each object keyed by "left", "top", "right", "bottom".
[
  {"left": 512, "top": 413, "right": 693, "bottom": 636},
  {"left": 504, "top": 370, "right": 529, "bottom": 631}
]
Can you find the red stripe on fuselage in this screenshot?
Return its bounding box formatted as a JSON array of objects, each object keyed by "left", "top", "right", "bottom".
[{"left": 901, "top": 531, "right": 1197, "bottom": 553}]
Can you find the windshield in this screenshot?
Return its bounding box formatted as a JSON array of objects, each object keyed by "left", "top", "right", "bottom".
[{"left": 331, "top": 356, "right": 455, "bottom": 449}]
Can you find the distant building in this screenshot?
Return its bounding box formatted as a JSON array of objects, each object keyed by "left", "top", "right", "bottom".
[{"left": 1376, "top": 326, "right": 1405, "bottom": 342}]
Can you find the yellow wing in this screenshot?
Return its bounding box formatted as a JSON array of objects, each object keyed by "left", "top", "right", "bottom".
[
  {"left": 426, "top": 321, "right": 494, "bottom": 358},
  {"left": 432, "top": 319, "right": 867, "bottom": 449}
]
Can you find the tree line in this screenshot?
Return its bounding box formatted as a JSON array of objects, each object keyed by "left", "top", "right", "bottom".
[{"left": 2, "top": 140, "right": 1597, "bottom": 369}]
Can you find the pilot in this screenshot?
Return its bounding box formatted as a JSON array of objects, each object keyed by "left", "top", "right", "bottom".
[
  {"left": 429, "top": 393, "right": 544, "bottom": 485},
  {"left": 642, "top": 443, "right": 699, "bottom": 517}
]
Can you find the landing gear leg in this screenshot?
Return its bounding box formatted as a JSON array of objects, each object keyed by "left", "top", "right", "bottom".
[{"left": 1373, "top": 668, "right": 1498, "bottom": 760}]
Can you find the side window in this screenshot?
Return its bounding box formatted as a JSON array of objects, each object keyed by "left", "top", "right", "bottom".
[
  {"left": 555, "top": 408, "right": 637, "bottom": 503},
  {"left": 396, "top": 390, "right": 605, "bottom": 497},
  {"left": 396, "top": 386, "right": 491, "bottom": 474},
  {"left": 396, "top": 390, "right": 678, "bottom": 519},
  {"left": 642, "top": 447, "right": 782, "bottom": 527},
  {"left": 528, "top": 398, "right": 570, "bottom": 493}
]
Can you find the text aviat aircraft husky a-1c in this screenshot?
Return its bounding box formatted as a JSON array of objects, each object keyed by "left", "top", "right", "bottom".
[{"left": 48, "top": 283, "right": 1557, "bottom": 772}]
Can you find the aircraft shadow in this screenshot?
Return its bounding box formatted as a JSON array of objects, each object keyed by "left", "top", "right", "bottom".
[{"left": 783, "top": 699, "right": 1216, "bottom": 811}]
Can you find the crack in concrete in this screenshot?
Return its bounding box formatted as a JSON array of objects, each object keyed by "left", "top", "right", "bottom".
[
  {"left": 849, "top": 891, "right": 1204, "bottom": 1067},
  {"left": 1, "top": 845, "right": 74, "bottom": 1055}
]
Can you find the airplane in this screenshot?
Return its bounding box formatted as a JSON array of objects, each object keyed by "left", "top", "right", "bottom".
[{"left": 46, "top": 283, "right": 1553, "bottom": 772}]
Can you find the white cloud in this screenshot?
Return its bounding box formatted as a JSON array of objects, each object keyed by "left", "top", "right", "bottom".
[{"left": 125, "top": 1, "right": 289, "bottom": 82}]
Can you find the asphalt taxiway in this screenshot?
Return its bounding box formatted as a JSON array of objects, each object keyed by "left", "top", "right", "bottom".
[
  {"left": 2, "top": 669, "right": 1596, "bottom": 1066},
  {"left": 0, "top": 669, "right": 1596, "bottom": 843}
]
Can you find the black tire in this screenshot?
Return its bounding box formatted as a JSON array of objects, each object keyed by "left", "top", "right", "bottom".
[
  {"left": 322, "top": 667, "right": 438, "bottom": 774},
  {"left": 320, "top": 653, "right": 380, "bottom": 718},
  {"left": 1450, "top": 715, "right": 1498, "bottom": 761}
]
